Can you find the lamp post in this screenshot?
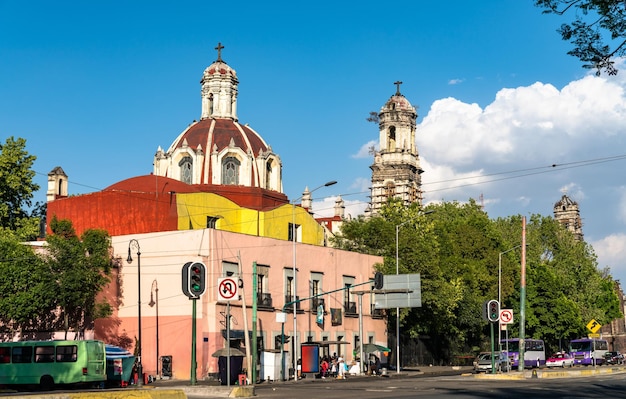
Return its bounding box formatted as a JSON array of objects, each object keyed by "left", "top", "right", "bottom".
[
  {"left": 149, "top": 279, "right": 159, "bottom": 380},
  {"left": 127, "top": 239, "right": 143, "bottom": 387},
  {"left": 394, "top": 210, "right": 433, "bottom": 374},
  {"left": 291, "top": 180, "right": 336, "bottom": 381},
  {"left": 498, "top": 244, "right": 523, "bottom": 348}
]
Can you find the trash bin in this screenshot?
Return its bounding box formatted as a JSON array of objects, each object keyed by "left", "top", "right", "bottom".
[{"left": 218, "top": 356, "right": 243, "bottom": 385}]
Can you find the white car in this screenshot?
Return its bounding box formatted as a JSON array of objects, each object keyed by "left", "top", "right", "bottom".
[
  {"left": 545, "top": 352, "right": 574, "bottom": 368},
  {"left": 474, "top": 352, "right": 511, "bottom": 373}
]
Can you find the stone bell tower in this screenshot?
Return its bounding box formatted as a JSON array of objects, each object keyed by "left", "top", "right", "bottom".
[{"left": 367, "top": 81, "right": 423, "bottom": 216}]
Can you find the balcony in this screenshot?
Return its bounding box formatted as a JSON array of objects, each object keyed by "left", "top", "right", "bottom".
[
  {"left": 344, "top": 301, "right": 357, "bottom": 315},
  {"left": 258, "top": 293, "right": 273, "bottom": 308},
  {"left": 311, "top": 297, "right": 325, "bottom": 312},
  {"left": 371, "top": 305, "right": 384, "bottom": 319},
  {"left": 284, "top": 296, "right": 301, "bottom": 313}
]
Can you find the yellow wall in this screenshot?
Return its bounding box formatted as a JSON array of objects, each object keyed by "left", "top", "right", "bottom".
[{"left": 176, "top": 193, "right": 325, "bottom": 245}]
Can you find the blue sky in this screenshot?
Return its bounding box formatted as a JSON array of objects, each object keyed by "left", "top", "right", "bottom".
[{"left": 3, "top": 1, "right": 626, "bottom": 282}]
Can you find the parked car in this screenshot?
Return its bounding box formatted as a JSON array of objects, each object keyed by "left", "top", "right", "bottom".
[
  {"left": 473, "top": 352, "right": 511, "bottom": 373},
  {"left": 604, "top": 351, "right": 624, "bottom": 365},
  {"left": 545, "top": 352, "right": 574, "bottom": 368}
]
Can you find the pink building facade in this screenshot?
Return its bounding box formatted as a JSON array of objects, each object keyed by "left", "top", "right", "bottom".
[{"left": 99, "top": 228, "right": 386, "bottom": 380}]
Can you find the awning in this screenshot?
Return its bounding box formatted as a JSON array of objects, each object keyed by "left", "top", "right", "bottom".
[{"left": 359, "top": 343, "right": 391, "bottom": 353}]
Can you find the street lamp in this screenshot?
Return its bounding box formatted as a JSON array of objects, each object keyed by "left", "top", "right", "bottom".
[
  {"left": 291, "top": 180, "right": 336, "bottom": 381},
  {"left": 394, "top": 210, "right": 433, "bottom": 374},
  {"left": 127, "top": 239, "right": 143, "bottom": 387},
  {"left": 148, "top": 279, "right": 159, "bottom": 380},
  {"left": 498, "top": 245, "right": 523, "bottom": 347}
]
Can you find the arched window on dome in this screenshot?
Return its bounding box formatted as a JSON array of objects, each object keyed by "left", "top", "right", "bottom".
[
  {"left": 179, "top": 156, "right": 193, "bottom": 184},
  {"left": 222, "top": 156, "right": 240, "bottom": 185},
  {"left": 265, "top": 159, "right": 273, "bottom": 190}
]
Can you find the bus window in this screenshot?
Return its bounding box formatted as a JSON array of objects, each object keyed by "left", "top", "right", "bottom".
[
  {"left": 35, "top": 346, "right": 55, "bottom": 363},
  {"left": 12, "top": 346, "right": 32, "bottom": 363},
  {"left": 0, "top": 347, "right": 10, "bottom": 363},
  {"left": 56, "top": 345, "right": 78, "bottom": 362}
]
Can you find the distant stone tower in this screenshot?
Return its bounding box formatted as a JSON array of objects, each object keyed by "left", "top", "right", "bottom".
[
  {"left": 553, "top": 194, "right": 584, "bottom": 241},
  {"left": 46, "top": 166, "right": 68, "bottom": 202},
  {"left": 367, "top": 81, "right": 423, "bottom": 216}
]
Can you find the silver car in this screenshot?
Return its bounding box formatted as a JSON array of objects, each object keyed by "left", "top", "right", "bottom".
[{"left": 474, "top": 351, "right": 511, "bottom": 373}]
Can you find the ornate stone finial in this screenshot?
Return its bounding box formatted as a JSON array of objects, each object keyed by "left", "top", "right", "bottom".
[
  {"left": 215, "top": 42, "right": 225, "bottom": 62},
  {"left": 394, "top": 80, "right": 403, "bottom": 95}
]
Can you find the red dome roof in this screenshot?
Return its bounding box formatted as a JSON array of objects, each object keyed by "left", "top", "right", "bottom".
[{"left": 171, "top": 118, "right": 269, "bottom": 156}]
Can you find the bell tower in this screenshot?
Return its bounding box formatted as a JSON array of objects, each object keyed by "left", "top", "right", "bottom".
[
  {"left": 553, "top": 194, "right": 584, "bottom": 241},
  {"left": 368, "top": 82, "right": 423, "bottom": 215}
]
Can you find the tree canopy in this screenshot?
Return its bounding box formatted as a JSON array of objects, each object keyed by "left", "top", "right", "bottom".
[
  {"left": 536, "top": 0, "right": 626, "bottom": 75},
  {"left": 0, "top": 218, "right": 113, "bottom": 339},
  {"left": 332, "top": 198, "right": 621, "bottom": 362},
  {"left": 0, "top": 136, "right": 41, "bottom": 240}
]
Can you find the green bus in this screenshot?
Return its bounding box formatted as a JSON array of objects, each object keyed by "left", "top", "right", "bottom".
[{"left": 0, "top": 339, "right": 106, "bottom": 390}]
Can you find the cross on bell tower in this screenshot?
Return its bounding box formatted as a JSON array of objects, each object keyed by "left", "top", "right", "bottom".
[
  {"left": 394, "top": 80, "right": 403, "bottom": 95},
  {"left": 215, "top": 42, "right": 224, "bottom": 62}
]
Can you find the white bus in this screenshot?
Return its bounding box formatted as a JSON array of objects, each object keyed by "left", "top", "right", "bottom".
[{"left": 501, "top": 338, "right": 545, "bottom": 368}]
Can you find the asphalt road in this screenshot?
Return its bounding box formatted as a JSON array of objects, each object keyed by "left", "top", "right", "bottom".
[{"left": 242, "top": 372, "right": 626, "bottom": 399}]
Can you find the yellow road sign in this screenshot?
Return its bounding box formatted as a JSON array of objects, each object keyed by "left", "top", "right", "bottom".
[{"left": 586, "top": 319, "right": 601, "bottom": 334}]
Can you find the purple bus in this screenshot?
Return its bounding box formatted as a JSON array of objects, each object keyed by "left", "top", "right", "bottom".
[{"left": 569, "top": 338, "right": 608, "bottom": 366}]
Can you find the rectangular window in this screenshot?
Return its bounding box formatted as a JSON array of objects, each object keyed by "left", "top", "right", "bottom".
[
  {"left": 257, "top": 265, "right": 269, "bottom": 295},
  {"left": 35, "top": 346, "right": 55, "bottom": 363},
  {"left": 257, "top": 265, "right": 272, "bottom": 307},
  {"left": 288, "top": 223, "right": 301, "bottom": 242},
  {"left": 0, "top": 347, "right": 10, "bottom": 363},
  {"left": 12, "top": 346, "right": 32, "bottom": 363},
  {"left": 222, "top": 261, "right": 239, "bottom": 277},
  {"left": 343, "top": 276, "right": 355, "bottom": 314},
  {"left": 56, "top": 345, "right": 78, "bottom": 362}
]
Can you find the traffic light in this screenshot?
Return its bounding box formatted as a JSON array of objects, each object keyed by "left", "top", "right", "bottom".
[
  {"left": 487, "top": 299, "right": 500, "bottom": 323},
  {"left": 374, "top": 272, "right": 384, "bottom": 290},
  {"left": 182, "top": 261, "right": 207, "bottom": 299}
]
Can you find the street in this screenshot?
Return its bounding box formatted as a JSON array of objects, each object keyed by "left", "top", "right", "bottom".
[{"left": 236, "top": 372, "right": 626, "bottom": 399}]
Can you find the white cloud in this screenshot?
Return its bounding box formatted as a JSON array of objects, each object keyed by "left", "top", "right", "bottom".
[
  {"left": 591, "top": 233, "right": 626, "bottom": 281},
  {"left": 352, "top": 68, "right": 626, "bottom": 281},
  {"left": 312, "top": 196, "right": 368, "bottom": 219},
  {"left": 352, "top": 140, "right": 378, "bottom": 159},
  {"left": 448, "top": 78, "right": 465, "bottom": 85},
  {"left": 618, "top": 187, "right": 626, "bottom": 224},
  {"left": 558, "top": 183, "right": 585, "bottom": 202}
]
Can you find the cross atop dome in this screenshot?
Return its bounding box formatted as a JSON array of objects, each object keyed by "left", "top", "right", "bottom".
[
  {"left": 394, "top": 80, "right": 403, "bottom": 95},
  {"left": 215, "top": 42, "right": 225, "bottom": 62}
]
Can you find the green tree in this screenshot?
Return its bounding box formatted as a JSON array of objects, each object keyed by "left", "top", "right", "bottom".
[
  {"left": 0, "top": 230, "right": 55, "bottom": 338},
  {"left": 44, "top": 217, "right": 113, "bottom": 337},
  {"left": 536, "top": 0, "right": 626, "bottom": 75},
  {"left": 0, "top": 136, "right": 41, "bottom": 240},
  {"left": 494, "top": 214, "right": 621, "bottom": 354},
  {"left": 333, "top": 198, "right": 621, "bottom": 364}
]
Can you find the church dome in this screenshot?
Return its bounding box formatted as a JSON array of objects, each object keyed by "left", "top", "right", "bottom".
[
  {"left": 153, "top": 44, "right": 283, "bottom": 192},
  {"left": 383, "top": 94, "right": 414, "bottom": 112}
]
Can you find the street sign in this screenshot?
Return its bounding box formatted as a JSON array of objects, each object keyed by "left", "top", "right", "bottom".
[
  {"left": 374, "top": 274, "right": 421, "bottom": 309},
  {"left": 217, "top": 277, "right": 239, "bottom": 301},
  {"left": 586, "top": 319, "right": 601, "bottom": 334},
  {"left": 500, "top": 309, "right": 514, "bottom": 325}
]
